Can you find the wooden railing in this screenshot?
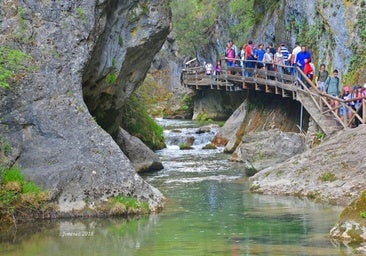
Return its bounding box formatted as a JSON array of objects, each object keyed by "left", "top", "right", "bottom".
[
  {"left": 182, "top": 58, "right": 366, "bottom": 129},
  {"left": 296, "top": 68, "right": 366, "bottom": 128}
]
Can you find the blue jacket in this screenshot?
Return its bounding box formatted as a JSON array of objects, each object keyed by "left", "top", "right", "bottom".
[{"left": 296, "top": 51, "right": 311, "bottom": 70}]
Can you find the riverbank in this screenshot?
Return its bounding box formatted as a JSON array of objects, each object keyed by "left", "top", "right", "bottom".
[{"left": 249, "top": 125, "right": 366, "bottom": 206}]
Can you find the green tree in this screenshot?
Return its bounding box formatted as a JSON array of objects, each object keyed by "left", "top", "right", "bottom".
[
  {"left": 171, "top": 0, "right": 219, "bottom": 57},
  {"left": 229, "top": 0, "right": 255, "bottom": 43}
]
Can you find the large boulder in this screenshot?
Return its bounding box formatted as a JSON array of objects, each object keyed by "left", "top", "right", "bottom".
[
  {"left": 231, "top": 129, "right": 306, "bottom": 172},
  {"left": 116, "top": 128, "right": 163, "bottom": 173},
  {"left": 330, "top": 190, "right": 366, "bottom": 242},
  {"left": 213, "top": 99, "right": 248, "bottom": 149},
  {"left": 0, "top": 0, "right": 170, "bottom": 216}
]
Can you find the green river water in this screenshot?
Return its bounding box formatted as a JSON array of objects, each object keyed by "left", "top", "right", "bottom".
[{"left": 0, "top": 120, "right": 352, "bottom": 255}]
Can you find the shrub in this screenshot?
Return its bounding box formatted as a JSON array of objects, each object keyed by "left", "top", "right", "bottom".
[
  {"left": 319, "top": 172, "right": 336, "bottom": 182},
  {"left": 120, "top": 94, "right": 166, "bottom": 150},
  {"left": 0, "top": 47, "right": 32, "bottom": 88}
]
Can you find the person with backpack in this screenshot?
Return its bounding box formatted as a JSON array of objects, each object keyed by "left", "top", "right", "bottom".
[{"left": 324, "top": 69, "right": 341, "bottom": 113}]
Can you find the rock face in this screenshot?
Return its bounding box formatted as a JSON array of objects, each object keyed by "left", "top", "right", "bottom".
[
  {"left": 250, "top": 125, "right": 366, "bottom": 206},
  {"left": 0, "top": 0, "right": 170, "bottom": 216},
  {"left": 251, "top": 0, "right": 364, "bottom": 80}
]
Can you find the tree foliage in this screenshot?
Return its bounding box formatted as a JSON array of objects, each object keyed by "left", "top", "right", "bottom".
[
  {"left": 229, "top": 0, "right": 255, "bottom": 42},
  {"left": 171, "top": 0, "right": 256, "bottom": 57},
  {"left": 171, "top": 0, "right": 219, "bottom": 57}
]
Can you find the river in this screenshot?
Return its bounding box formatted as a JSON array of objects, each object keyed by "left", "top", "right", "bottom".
[{"left": 0, "top": 119, "right": 352, "bottom": 255}]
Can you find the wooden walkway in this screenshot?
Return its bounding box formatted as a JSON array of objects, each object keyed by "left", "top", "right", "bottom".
[{"left": 182, "top": 60, "right": 366, "bottom": 135}]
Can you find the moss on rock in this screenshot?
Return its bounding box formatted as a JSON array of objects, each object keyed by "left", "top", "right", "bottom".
[{"left": 330, "top": 190, "right": 366, "bottom": 242}]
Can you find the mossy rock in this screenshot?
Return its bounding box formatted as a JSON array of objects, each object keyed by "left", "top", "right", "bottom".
[
  {"left": 339, "top": 190, "right": 366, "bottom": 224},
  {"left": 331, "top": 190, "right": 366, "bottom": 242},
  {"left": 179, "top": 143, "right": 193, "bottom": 150},
  {"left": 202, "top": 143, "right": 217, "bottom": 150}
]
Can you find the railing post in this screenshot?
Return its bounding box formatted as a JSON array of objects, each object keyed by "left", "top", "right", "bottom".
[{"left": 363, "top": 98, "right": 366, "bottom": 124}]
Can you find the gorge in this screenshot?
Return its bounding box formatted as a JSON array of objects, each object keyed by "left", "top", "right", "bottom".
[{"left": 0, "top": 0, "right": 366, "bottom": 251}]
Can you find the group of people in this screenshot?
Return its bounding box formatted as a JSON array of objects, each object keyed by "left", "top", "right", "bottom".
[
  {"left": 223, "top": 40, "right": 315, "bottom": 78},
  {"left": 221, "top": 39, "right": 366, "bottom": 127},
  {"left": 336, "top": 83, "right": 366, "bottom": 127}
]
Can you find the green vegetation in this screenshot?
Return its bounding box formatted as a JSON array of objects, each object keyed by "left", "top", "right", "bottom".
[
  {"left": 120, "top": 94, "right": 166, "bottom": 150},
  {"left": 171, "top": 0, "right": 220, "bottom": 56},
  {"left": 141, "top": 2, "right": 149, "bottom": 15},
  {"left": 1, "top": 138, "right": 11, "bottom": 157},
  {"left": 319, "top": 172, "right": 336, "bottom": 182},
  {"left": 118, "top": 36, "right": 124, "bottom": 47},
  {"left": 336, "top": 191, "right": 366, "bottom": 242},
  {"left": 0, "top": 47, "right": 32, "bottom": 88},
  {"left": 0, "top": 166, "right": 52, "bottom": 226},
  {"left": 202, "top": 143, "right": 217, "bottom": 150},
  {"left": 195, "top": 113, "right": 213, "bottom": 123},
  {"left": 229, "top": 0, "right": 255, "bottom": 42},
  {"left": 17, "top": 7, "right": 27, "bottom": 32},
  {"left": 136, "top": 73, "right": 173, "bottom": 117},
  {"left": 108, "top": 195, "right": 149, "bottom": 215},
  {"left": 106, "top": 73, "right": 117, "bottom": 84},
  {"left": 179, "top": 143, "right": 193, "bottom": 150},
  {"left": 249, "top": 183, "right": 261, "bottom": 192},
  {"left": 180, "top": 93, "right": 193, "bottom": 111},
  {"left": 77, "top": 7, "right": 86, "bottom": 23},
  {"left": 310, "top": 132, "right": 326, "bottom": 147},
  {"left": 360, "top": 211, "right": 366, "bottom": 218},
  {"left": 344, "top": 8, "right": 366, "bottom": 85}
]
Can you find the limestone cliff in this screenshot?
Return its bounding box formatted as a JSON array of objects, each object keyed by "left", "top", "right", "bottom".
[{"left": 0, "top": 0, "right": 170, "bottom": 216}]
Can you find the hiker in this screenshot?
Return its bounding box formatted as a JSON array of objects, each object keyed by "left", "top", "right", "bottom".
[
  {"left": 214, "top": 60, "right": 221, "bottom": 76},
  {"left": 263, "top": 46, "right": 274, "bottom": 79},
  {"left": 245, "top": 40, "right": 255, "bottom": 77},
  {"left": 315, "top": 64, "right": 329, "bottom": 92},
  {"left": 253, "top": 43, "right": 265, "bottom": 69},
  {"left": 280, "top": 42, "right": 291, "bottom": 74},
  {"left": 339, "top": 86, "right": 352, "bottom": 123},
  {"left": 296, "top": 46, "right": 311, "bottom": 71},
  {"left": 205, "top": 62, "right": 213, "bottom": 75},
  {"left": 324, "top": 69, "right": 341, "bottom": 113},
  {"left": 274, "top": 46, "right": 284, "bottom": 74},
  {"left": 225, "top": 40, "right": 236, "bottom": 68}
]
